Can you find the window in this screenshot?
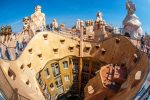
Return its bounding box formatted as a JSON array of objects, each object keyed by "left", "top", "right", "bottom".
[
  {"left": 45, "top": 68, "right": 50, "bottom": 79},
  {"left": 81, "top": 84, "right": 85, "bottom": 91},
  {"left": 69, "top": 44, "right": 74, "bottom": 52},
  {"left": 58, "top": 86, "right": 64, "bottom": 95},
  {"left": 38, "top": 79, "right": 43, "bottom": 85},
  {"left": 133, "top": 54, "right": 138, "bottom": 63},
  {"left": 72, "top": 59, "right": 79, "bottom": 73},
  {"left": 83, "top": 61, "right": 89, "bottom": 73},
  {"left": 101, "top": 48, "right": 106, "bottom": 55},
  {"left": 82, "top": 74, "right": 89, "bottom": 84},
  {"left": 20, "top": 64, "right": 24, "bottom": 70},
  {"left": 26, "top": 80, "right": 30, "bottom": 85},
  {"left": 63, "top": 61, "right": 68, "bottom": 69},
  {"left": 37, "top": 53, "right": 42, "bottom": 59},
  {"left": 85, "top": 44, "right": 91, "bottom": 52},
  {"left": 92, "top": 63, "right": 100, "bottom": 75},
  {"left": 0, "top": 90, "right": 6, "bottom": 100},
  {"left": 115, "top": 38, "right": 120, "bottom": 44},
  {"left": 36, "top": 72, "right": 41, "bottom": 80},
  {"left": 60, "top": 38, "right": 65, "bottom": 44},
  {"left": 42, "top": 84, "right": 47, "bottom": 91},
  {"left": 72, "top": 83, "right": 78, "bottom": 91},
  {"left": 43, "top": 33, "right": 48, "bottom": 40},
  {"left": 80, "top": 92, "right": 84, "bottom": 98},
  {"left": 27, "top": 63, "right": 31, "bottom": 68},
  {"left": 50, "top": 83, "right": 54, "bottom": 88},
  {"left": 53, "top": 48, "right": 58, "bottom": 53},
  {"left": 69, "top": 47, "right": 74, "bottom": 51},
  {"left": 66, "top": 85, "right": 70, "bottom": 91},
  {"left": 8, "top": 68, "right": 16, "bottom": 80},
  {"left": 51, "top": 63, "right": 60, "bottom": 77},
  {"left": 55, "top": 77, "right": 63, "bottom": 87},
  {"left": 64, "top": 75, "right": 70, "bottom": 81},
  {"left": 50, "top": 83, "right": 55, "bottom": 91},
  {"left": 73, "top": 74, "right": 78, "bottom": 82},
  {"left": 28, "top": 48, "right": 32, "bottom": 54}
]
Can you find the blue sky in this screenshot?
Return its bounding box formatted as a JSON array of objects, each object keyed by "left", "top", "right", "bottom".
[{"left": 0, "top": 0, "right": 150, "bottom": 33}]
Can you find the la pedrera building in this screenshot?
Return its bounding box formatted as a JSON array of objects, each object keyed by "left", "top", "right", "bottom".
[{"left": 0, "top": 1, "right": 149, "bottom": 100}]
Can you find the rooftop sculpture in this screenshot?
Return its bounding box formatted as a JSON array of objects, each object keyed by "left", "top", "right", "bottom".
[
  {"left": 94, "top": 12, "right": 108, "bottom": 41},
  {"left": 51, "top": 18, "right": 58, "bottom": 31},
  {"left": 0, "top": 26, "right": 16, "bottom": 60},
  {"left": 96, "top": 12, "right": 103, "bottom": 22},
  {"left": 30, "top": 5, "right": 46, "bottom": 34},
  {"left": 123, "top": 0, "right": 143, "bottom": 39}
]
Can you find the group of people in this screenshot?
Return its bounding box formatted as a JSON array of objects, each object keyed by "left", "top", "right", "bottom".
[
  {"left": 46, "top": 19, "right": 59, "bottom": 31},
  {"left": 140, "top": 35, "right": 150, "bottom": 56}
]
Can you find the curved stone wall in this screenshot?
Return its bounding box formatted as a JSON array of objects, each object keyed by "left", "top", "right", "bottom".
[
  {"left": 0, "top": 31, "right": 80, "bottom": 100},
  {"left": 0, "top": 31, "right": 148, "bottom": 100},
  {"left": 84, "top": 36, "right": 149, "bottom": 100}
]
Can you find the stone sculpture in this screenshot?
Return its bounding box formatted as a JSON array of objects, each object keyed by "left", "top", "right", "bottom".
[
  {"left": 0, "top": 26, "right": 16, "bottom": 60},
  {"left": 76, "top": 19, "right": 81, "bottom": 31},
  {"left": 94, "top": 12, "right": 108, "bottom": 41},
  {"left": 22, "top": 17, "right": 33, "bottom": 46},
  {"left": 85, "top": 20, "right": 94, "bottom": 37},
  {"left": 75, "top": 19, "right": 84, "bottom": 35},
  {"left": 96, "top": 12, "right": 103, "bottom": 22},
  {"left": 123, "top": 0, "right": 143, "bottom": 39},
  {"left": 51, "top": 18, "right": 58, "bottom": 31},
  {"left": 30, "top": 5, "right": 46, "bottom": 34}
]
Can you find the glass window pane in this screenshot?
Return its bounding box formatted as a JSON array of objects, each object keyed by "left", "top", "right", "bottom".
[{"left": 63, "top": 61, "right": 68, "bottom": 69}]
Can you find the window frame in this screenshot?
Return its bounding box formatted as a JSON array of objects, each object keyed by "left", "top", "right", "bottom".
[
  {"left": 45, "top": 68, "right": 50, "bottom": 79},
  {"left": 63, "top": 61, "right": 68, "bottom": 69}
]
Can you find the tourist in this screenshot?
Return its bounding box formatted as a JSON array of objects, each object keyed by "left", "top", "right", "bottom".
[
  {"left": 46, "top": 24, "right": 50, "bottom": 31},
  {"left": 141, "top": 35, "right": 145, "bottom": 50},
  {"left": 51, "top": 18, "right": 58, "bottom": 31}
]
